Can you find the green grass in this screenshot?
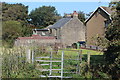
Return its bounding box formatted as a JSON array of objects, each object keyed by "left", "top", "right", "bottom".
[
  {"left": 58, "top": 48, "right": 103, "bottom": 56},
  {"left": 35, "top": 48, "right": 104, "bottom": 78}
]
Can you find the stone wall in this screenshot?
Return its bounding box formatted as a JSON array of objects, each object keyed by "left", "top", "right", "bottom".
[
  {"left": 15, "top": 38, "right": 56, "bottom": 47},
  {"left": 61, "top": 18, "right": 85, "bottom": 46}
]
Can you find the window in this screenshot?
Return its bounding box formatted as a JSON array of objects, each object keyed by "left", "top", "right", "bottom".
[
  {"left": 41, "top": 32, "right": 46, "bottom": 36},
  {"left": 104, "top": 20, "right": 109, "bottom": 28},
  {"left": 98, "top": 9, "right": 101, "bottom": 13}
]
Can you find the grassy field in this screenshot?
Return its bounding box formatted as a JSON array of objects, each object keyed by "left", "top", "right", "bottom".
[{"left": 59, "top": 48, "right": 103, "bottom": 55}]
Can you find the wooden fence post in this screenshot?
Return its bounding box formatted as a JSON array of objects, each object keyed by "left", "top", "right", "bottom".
[
  {"left": 76, "top": 50, "right": 82, "bottom": 74},
  {"left": 61, "top": 51, "right": 64, "bottom": 79},
  {"left": 80, "top": 50, "right": 82, "bottom": 63},
  {"left": 49, "top": 51, "right": 53, "bottom": 76},
  {"left": 79, "top": 50, "right": 82, "bottom": 75},
  {"left": 76, "top": 51, "right": 79, "bottom": 74},
  {"left": 87, "top": 52, "right": 90, "bottom": 67}
]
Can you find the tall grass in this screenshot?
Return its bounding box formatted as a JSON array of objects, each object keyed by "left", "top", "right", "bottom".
[{"left": 1, "top": 47, "right": 40, "bottom": 78}]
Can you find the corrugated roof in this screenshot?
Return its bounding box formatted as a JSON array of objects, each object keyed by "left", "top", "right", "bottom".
[{"left": 49, "top": 18, "right": 71, "bottom": 29}]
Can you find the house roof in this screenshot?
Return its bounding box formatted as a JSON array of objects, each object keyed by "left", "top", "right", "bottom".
[
  {"left": 17, "top": 35, "right": 55, "bottom": 40},
  {"left": 49, "top": 18, "right": 72, "bottom": 29},
  {"left": 101, "top": 6, "right": 114, "bottom": 14},
  {"left": 85, "top": 6, "right": 112, "bottom": 23}
]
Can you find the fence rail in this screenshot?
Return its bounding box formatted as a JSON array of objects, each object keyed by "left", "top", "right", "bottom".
[
  {"left": 35, "top": 50, "right": 82, "bottom": 78},
  {"left": 36, "top": 57, "right": 50, "bottom": 58}
]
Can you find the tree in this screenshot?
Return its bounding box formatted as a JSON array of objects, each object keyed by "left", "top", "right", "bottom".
[
  {"left": 2, "top": 2, "right": 28, "bottom": 21},
  {"left": 2, "top": 21, "right": 32, "bottom": 47},
  {"left": 29, "top": 6, "right": 61, "bottom": 28},
  {"left": 2, "top": 3, "right": 32, "bottom": 47},
  {"left": 78, "top": 11, "right": 86, "bottom": 23},
  {"left": 104, "top": 1, "right": 120, "bottom": 79}
]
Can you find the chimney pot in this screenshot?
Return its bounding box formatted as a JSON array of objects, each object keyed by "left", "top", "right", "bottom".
[{"left": 73, "top": 11, "right": 78, "bottom": 18}]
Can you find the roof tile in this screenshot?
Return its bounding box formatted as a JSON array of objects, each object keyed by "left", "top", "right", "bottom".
[{"left": 49, "top": 18, "right": 71, "bottom": 29}]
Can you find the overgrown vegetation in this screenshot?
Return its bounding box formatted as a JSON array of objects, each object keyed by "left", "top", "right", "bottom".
[
  {"left": 2, "top": 2, "right": 32, "bottom": 47},
  {"left": 89, "top": 2, "right": 120, "bottom": 80},
  {"left": 2, "top": 47, "right": 40, "bottom": 78},
  {"left": 2, "top": 47, "right": 105, "bottom": 79},
  {"left": 2, "top": 21, "right": 32, "bottom": 47},
  {"left": 104, "top": 1, "right": 120, "bottom": 79}
]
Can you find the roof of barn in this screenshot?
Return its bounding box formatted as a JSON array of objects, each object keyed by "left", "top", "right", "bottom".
[
  {"left": 49, "top": 18, "right": 72, "bottom": 29},
  {"left": 17, "top": 35, "right": 55, "bottom": 40}
]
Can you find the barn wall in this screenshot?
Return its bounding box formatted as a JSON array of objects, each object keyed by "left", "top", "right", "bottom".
[
  {"left": 15, "top": 39, "right": 56, "bottom": 47},
  {"left": 60, "top": 18, "right": 85, "bottom": 47},
  {"left": 86, "top": 11, "right": 110, "bottom": 45}
]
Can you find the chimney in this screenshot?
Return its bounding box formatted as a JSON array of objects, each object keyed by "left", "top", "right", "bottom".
[{"left": 73, "top": 11, "right": 78, "bottom": 18}]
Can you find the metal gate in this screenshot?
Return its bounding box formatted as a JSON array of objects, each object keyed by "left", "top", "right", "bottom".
[{"left": 35, "top": 50, "right": 82, "bottom": 78}]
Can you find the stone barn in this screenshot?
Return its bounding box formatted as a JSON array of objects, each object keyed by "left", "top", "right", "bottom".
[
  {"left": 15, "top": 11, "right": 86, "bottom": 48},
  {"left": 48, "top": 11, "right": 86, "bottom": 47}
]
